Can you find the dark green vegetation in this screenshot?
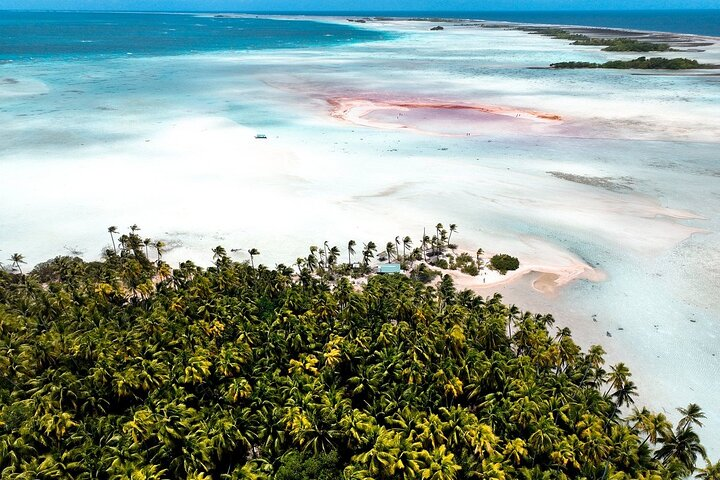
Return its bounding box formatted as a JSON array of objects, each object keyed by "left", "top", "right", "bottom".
[
  {"left": 603, "top": 39, "right": 672, "bottom": 53},
  {"left": 522, "top": 27, "right": 673, "bottom": 52},
  {"left": 450, "top": 253, "right": 479, "bottom": 277},
  {"left": 489, "top": 254, "right": 520, "bottom": 275},
  {"left": 1, "top": 226, "right": 718, "bottom": 479},
  {"left": 520, "top": 26, "right": 716, "bottom": 71},
  {"left": 551, "top": 57, "right": 711, "bottom": 70}
]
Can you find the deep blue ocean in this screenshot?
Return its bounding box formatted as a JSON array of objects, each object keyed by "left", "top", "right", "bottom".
[{"left": 0, "top": 11, "right": 389, "bottom": 59}]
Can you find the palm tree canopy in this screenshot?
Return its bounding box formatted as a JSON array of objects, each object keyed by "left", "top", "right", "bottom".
[
  {"left": 0, "top": 236, "right": 713, "bottom": 479},
  {"left": 655, "top": 426, "right": 706, "bottom": 475},
  {"left": 678, "top": 403, "right": 706, "bottom": 429},
  {"left": 698, "top": 459, "right": 720, "bottom": 480}
]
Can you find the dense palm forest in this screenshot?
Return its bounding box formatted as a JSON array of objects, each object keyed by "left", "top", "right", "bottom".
[{"left": 1, "top": 229, "right": 718, "bottom": 479}]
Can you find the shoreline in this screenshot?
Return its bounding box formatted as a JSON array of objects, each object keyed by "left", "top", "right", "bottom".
[
  {"left": 444, "top": 243, "right": 607, "bottom": 296},
  {"left": 443, "top": 258, "right": 605, "bottom": 296}
]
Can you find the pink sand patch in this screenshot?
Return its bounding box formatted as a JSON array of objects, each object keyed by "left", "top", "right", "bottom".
[{"left": 328, "top": 98, "right": 564, "bottom": 137}]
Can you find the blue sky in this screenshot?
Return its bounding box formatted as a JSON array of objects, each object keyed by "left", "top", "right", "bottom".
[{"left": 1, "top": 0, "right": 718, "bottom": 10}]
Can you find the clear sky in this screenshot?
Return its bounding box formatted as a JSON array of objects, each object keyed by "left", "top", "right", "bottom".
[{"left": 1, "top": 0, "right": 718, "bottom": 11}]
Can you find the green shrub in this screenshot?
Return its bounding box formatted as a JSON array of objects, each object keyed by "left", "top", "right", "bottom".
[
  {"left": 452, "top": 252, "right": 479, "bottom": 276},
  {"left": 490, "top": 254, "right": 520, "bottom": 274},
  {"left": 461, "top": 262, "right": 479, "bottom": 276},
  {"left": 602, "top": 39, "right": 670, "bottom": 52},
  {"left": 433, "top": 258, "right": 449, "bottom": 269},
  {"left": 456, "top": 252, "right": 473, "bottom": 263},
  {"left": 551, "top": 57, "right": 708, "bottom": 70}
]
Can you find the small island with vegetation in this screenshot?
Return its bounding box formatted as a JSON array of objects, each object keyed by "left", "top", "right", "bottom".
[
  {"left": 0, "top": 224, "right": 717, "bottom": 479},
  {"left": 551, "top": 56, "right": 714, "bottom": 70},
  {"left": 521, "top": 27, "right": 674, "bottom": 52}
]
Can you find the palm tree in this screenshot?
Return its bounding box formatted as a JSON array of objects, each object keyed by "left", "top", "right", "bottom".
[
  {"left": 419, "top": 445, "right": 461, "bottom": 479},
  {"left": 108, "top": 226, "right": 118, "bottom": 253},
  {"left": 328, "top": 246, "right": 340, "bottom": 267},
  {"left": 435, "top": 223, "right": 443, "bottom": 243},
  {"left": 698, "top": 459, "right": 720, "bottom": 480},
  {"left": 306, "top": 253, "right": 318, "bottom": 273},
  {"left": 655, "top": 425, "right": 706, "bottom": 474},
  {"left": 605, "top": 362, "right": 631, "bottom": 396},
  {"left": 295, "top": 257, "right": 305, "bottom": 274},
  {"left": 421, "top": 229, "right": 428, "bottom": 262},
  {"left": 636, "top": 412, "right": 672, "bottom": 447},
  {"left": 528, "top": 415, "right": 558, "bottom": 454},
  {"left": 212, "top": 246, "right": 227, "bottom": 266},
  {"left": 10, "top": 253, "right": 26, "bottom": 274},
  {"left": 612, "top": 380, "right": 638, "bottom": 407},
  {"left": 348, "top": 240, "right": 356, "bottom": 266},
  {"left": 385, "top": 242, "right": 395, "bottom": 263},
  {"left": 447, "top": 223, "right": 457, "bottom": 246},
  {"left": 507, "top": 304, "right": 520, "bottom": 339},
  {"left": 143, "top": 238, "right": 152, "bottom": 259},
  {"left": 130, "top": 223, "right": 140, "bottom": 233},
  {"left": 402, "top": 236, "right": 412, "bottom": 260},
  {"left": 395, "top": 236, "right": 401, "bottom": 260},
  {"left": 319, "top": 248, "right": 327, "bottom": 269},
  {"left": 323, "top": 241, "right": 329, "bottom": 268},
  {"left": 118, "top": 233, "right": 128, "bottom": 253},
  {"left": 155, "top": 241, "right": 166, "bottom": 263},
  {"left": 306, "top": 246, "right": 319, "bottom": 272},
  {"left": 362, "top": 241, "right": 376, "bottom": 266},
  {"left": 678, "top": 403, "right": 705, "bottom": 430},
  {"left": 586, "top": 344, "right": 606, "bottom": 370},
  {"left": 248, "top": 248, "right": 260, "bottom": 268}
]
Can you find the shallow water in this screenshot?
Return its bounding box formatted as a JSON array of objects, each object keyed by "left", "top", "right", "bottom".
[{"left": 1, "top": 12, "right": 719, "bottom": 455}]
